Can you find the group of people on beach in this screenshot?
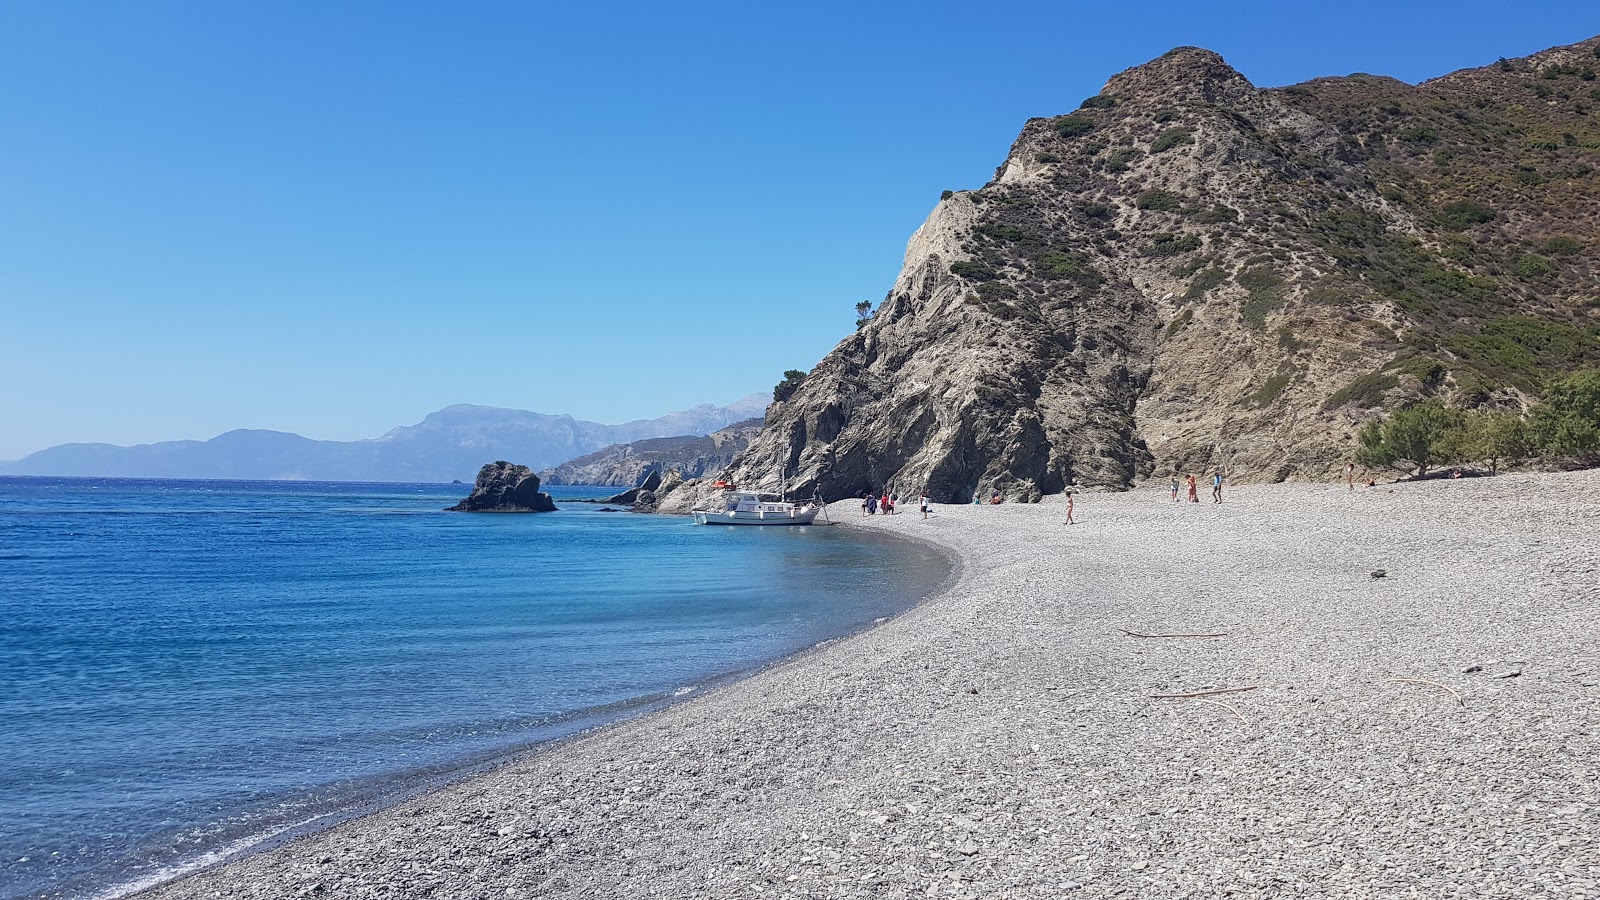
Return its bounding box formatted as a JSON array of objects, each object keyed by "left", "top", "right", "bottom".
[
  {"left": 1169, "top": 472, "right": 1225, "bottom": 503},
  {"left": 864, "top": 490, "right": 935, "bottom": 519}
]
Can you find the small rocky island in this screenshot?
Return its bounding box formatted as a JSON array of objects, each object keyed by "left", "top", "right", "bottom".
[{"left": 447, "top": 461, "right": 557, "bottom": 512}]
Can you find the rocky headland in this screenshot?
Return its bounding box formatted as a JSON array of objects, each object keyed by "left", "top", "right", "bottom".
[
  {"left": 446, "top": 461, "right": 558, "bottom": 512},
  {"left": 538, "top": 418, "right": 763, "bottom": 487},
  {"left": 656, "top": 37, "right": 1600, "bottom": 506}
]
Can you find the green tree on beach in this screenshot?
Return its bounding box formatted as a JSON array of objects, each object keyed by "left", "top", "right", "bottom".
[
  {"left": 1439, "top": 410, "right": 1530, "bottom": 475},
  {"left": 1356, "top": 399, "right": 1462, "bottom": 477}
]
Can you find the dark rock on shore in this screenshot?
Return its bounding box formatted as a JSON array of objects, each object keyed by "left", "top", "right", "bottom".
[{"left": 447, "top": 461, "right": 557, "bottom": 512}]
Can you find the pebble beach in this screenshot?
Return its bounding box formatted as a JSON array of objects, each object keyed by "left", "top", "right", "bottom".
[{"left": 135, "top": 470, "right": 1600, "bottom": 899}]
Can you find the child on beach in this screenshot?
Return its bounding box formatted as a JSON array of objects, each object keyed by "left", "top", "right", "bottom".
[
  {"left": 1063, "top": 491, "right": 1074, "bottom": 525},
  {"left": 1170, "top": 476, "right": 1179, "bottom": 502}
]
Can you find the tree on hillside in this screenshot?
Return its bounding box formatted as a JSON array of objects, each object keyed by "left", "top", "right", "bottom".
[
  {"left": 1527, "top": 370, "right": 1600, "bottom": 460},
  {"left": 855, "top": 300, "right": 874, "bottom": 329},
  {"left": 1355, "top": 399, "right": 1462, "bottom": 477},
  {"left": 773, "top": 369, "right": 808, "bottom": 404}
]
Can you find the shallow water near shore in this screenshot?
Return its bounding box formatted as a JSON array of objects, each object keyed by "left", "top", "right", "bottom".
[{"left": 0, "top": 477, "right": 951, "bottom": 899}]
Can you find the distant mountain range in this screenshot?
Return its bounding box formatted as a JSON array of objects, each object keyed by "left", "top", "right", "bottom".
[{"left": 0, "top": 394, "right": 770, "bottom": 483}]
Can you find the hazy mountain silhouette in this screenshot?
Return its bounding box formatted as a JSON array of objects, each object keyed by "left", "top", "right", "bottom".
[{"left": 0, "top": 394, "right": 770, "bottom": 483}]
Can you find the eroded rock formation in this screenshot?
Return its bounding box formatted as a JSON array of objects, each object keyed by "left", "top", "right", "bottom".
[{"left": 447, "top": 461, "right": 557, "bottom": 512}]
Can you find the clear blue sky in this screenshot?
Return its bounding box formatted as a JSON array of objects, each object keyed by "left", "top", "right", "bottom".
[{"left": 2, "top": 0, "right": 1595, "bottom": 459}]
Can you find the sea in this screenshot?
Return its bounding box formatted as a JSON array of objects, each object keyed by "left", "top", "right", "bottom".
[{"left": 0, "top": 477, "right": 951, "bottom": 899}]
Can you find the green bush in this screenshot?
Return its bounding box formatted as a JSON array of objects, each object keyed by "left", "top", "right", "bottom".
[
  {"left": 1399, "top": 126, "right": 1439, "bottom": 144},
  {"left": 1037, "top": 251, "right": 1102, "bottom": 287},
  {"left": 1237, "top": 267, "right": 1285, "bottom": 330},
  {"left": 1055, "top": 116, "right": 1095, "bottom": 138},
  {"left": 773, "top": 369, "right": 808, "bottom": 403},
  {"left": 1184, "top": 267, "right": 1227, "bottom": 300},
  {"left": 1355, "top": 398, "right": 1462, "bottom": 476},
  {"left": 1103, "top": 147, "right": 1143, "bottom": 172},
  {"left": 1081, "top": 202, "right": 1113, "bottom": 220},
  {"left": 1034, "top": 152, "right": 1061, "bottom": 164},
  {"left": 1510, "top": 253, "right": 1558, "bottom": 278},
  {"left": 1193, "top": 205, "right": 1239, "bottom": 223},
  {"left": 1439, "top": 200, "right": 1497, "bottom": 229},
  {"left": 940, "top": 190, "right": 954, "bottom": 200},
  {"left": 1136, "top": 190, "right": 1184, "bottom": 211},
  {"left": 976, "top": 281, "right": 1018, "bottom": 300},
  {"left": 1248, "top": 367, "right": 1296, "bottom": 407},
  {"left": 950, "top": 260, "right": 999, "bottom": 281},
  {"left": 1142, "top": 233, "right": 1202, "bottom": 257},
  {"left": 1527, "top": 369, "right": 1600, "bottom": 458},
  {"left": 1153, "top": 109, "right": 1176, "bottom": 123},
  {"left": 1150, "top": 128, "right": 1195, "bottom": 154},
  {"left": 1164, "top": 307, "right": 1194, "bottom": 337},
  {"left": 1080, "top": 94, "right": 1117, "bottom": 109},
  {"left": 1541, "top": 236, "right": 1582, "bottom": 256}
]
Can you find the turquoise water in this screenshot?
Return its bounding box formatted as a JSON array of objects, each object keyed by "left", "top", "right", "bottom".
[{"left": 0, "top": 478, "right": 950, "bottom": 899}]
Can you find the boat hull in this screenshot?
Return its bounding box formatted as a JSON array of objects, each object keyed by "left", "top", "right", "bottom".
[{"left": 692, "top": 507, "right": 822, "bottom": 526}]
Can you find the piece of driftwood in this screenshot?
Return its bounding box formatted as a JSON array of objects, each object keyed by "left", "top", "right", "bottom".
[
  {"left": 1386, "top": 676, "right": 1464, "bottom": 706},
  {"left": 1150, "top": 686, "right": 1259, "bottom": 699},
  {"left": 1119, "top": 629, "right": 1231, "bottom": 638},
  {"left": 1192, "top": 698, "right": 1249, "bottom": 724}
]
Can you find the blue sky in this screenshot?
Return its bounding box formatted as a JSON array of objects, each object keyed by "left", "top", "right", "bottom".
[{"left": 2, "top": 0, "right": 1595, "bottom": 458}]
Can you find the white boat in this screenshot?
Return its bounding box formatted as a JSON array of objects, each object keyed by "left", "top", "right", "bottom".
[{"left": 692, "top": 489, "right": 824, "bottom": 526}]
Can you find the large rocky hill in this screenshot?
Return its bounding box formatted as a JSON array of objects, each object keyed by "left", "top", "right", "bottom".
[
  {"left": 668, "top": 37, "right": 1600, "bottom": 507},
  {"left": 538, "top": 419, "right": 763, "bottom": 486}
]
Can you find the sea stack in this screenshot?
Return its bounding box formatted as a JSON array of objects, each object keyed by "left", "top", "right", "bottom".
[{"left": 447, "top": 461, "right": 558, "bottom": 512}]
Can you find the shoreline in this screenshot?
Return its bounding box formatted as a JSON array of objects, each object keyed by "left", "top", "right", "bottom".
[
  {"left": 135, "top": 471, "right": 1599, "bottom": 898},
  {"left": 100, "top": 516, "right": 960, "bottom": 900}
]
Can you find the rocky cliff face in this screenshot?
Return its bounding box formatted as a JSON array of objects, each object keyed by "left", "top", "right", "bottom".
[
  {"left": 539, "top": 419, "right": 763, "bottom": 486},
  {"left": 678, "top": 38, "right": 1600, "bottom": 505},
  {"left": 447, "top": 461, "right": 557, "bottom": 512}
]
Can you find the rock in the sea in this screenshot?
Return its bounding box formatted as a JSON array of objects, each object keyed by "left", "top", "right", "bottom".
[{"left": 447, "top": 461, "right": 558, "bottom": 512}]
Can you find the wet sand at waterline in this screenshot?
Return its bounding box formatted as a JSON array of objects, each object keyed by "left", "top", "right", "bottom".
[{"left": 137, "top": 470, "right": 1600, "bottom": 899}]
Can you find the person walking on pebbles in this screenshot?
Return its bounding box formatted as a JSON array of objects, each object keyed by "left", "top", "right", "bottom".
[
  {"left": 1186, "top": 474, "right": 1199, "bottom": 503},
  {"left": 920, "top": 492, "right": 930, "bottom": 519},
  {"left": 1170, "top": 475, "right": 1180, "bottom": 503},
  {"left": 1212, "top": 471, "right": 1224, "bottom": 503},
  {"left": 1346, "top": 462, "right": 1355, "bottom": 492},
  {"left": 1063, "top": 491, "right": 1074, "bottom": 525}
]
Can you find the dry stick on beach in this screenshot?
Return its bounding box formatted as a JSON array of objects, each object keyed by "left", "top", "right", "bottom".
[
  {"left": 1150, "top": 685, "right": 1259, "bottom": 699},
  {"left": 1119, "top": 629, "right": 1231, "bottom": 638},
  {"left": 1192, "top": 698, "right": 1249, "bottom": 724},
  {"left": 1386, "top": 676, "right": 1465, "bottom": 706}
]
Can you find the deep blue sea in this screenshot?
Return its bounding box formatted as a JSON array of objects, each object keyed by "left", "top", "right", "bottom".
[{"left": 0, "top": 477, "right": 950, "bottom": 899}]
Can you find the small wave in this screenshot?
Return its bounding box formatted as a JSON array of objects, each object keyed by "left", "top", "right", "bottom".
[
  {"left": 96, "top": 812, "right": 336, "bottom": 900},
  {"left": 672, "top": 686, "right": 696, "bottom": 697}
]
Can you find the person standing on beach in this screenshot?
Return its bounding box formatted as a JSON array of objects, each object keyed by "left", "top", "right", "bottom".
[
  {"left": 1170, "top": 476, "right": 1180, "bottom": 503},
  {"left": 920, "top": 492, "right": 930, "bottom": 519},
  {"left": 880, "top": 491, "right": 891, "bottom": 515},
  {"left": 1212, "top": 471, "right": 1224, "bottom": 503},
  {"left": 1063, "top": 491, "right": 1074, "bottom": 525},
  {"left": 1346, "top": 462, "right": 1355, "bottom": 492},
  {"left": 866, "top": 494, "right": 878, "bottom": 515},
  {"left": 1187, "top": 474, "right": 1199, "bottom": 503}
]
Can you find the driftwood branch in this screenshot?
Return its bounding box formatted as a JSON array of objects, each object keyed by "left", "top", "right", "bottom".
[
  {"left": 1192, "top": 699, "right": 1249, "bottom": 724},
  {"left": 1150, "top": 686, "right": 1259, "bottom": 699},
  {"left": 1119, "top": 629, "right": 1231, "bottom": 638},
  {"left": 1386, "top": 677, "right": 1464, "bottom": 706}
]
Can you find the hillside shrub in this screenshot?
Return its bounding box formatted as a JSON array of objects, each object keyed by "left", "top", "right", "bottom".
[
  {"left": 1037, "top": 251, "right": 1102, "bottom": 287},
  {"left": 1143, "top": 233, "right": 1202, "bottom": 257},
  {"left": 1103, "top": 147, "right": 1143, "bottom": 172},
  {"left": 1035, "top": 152, "right": 1061, "bottom": 164},
  {"left": 1399, "top": 126, "right": 1439, "bottom": 144},
  {"left": 1510, "top": 253, "right": 1558, "bottom": 278},
  {"left": 1164, "top": 308, "right": 1195, "bottom": 337},
  {"left": 1150, "top": 128, "right": 1195, "bottom": 154},
  {"left": 1081, "top": 202, "right": 1113, "bottom": 220},
  {"left": 1184, "top": 267, "right": 1227, "bottom": 300},
  {"left": 950, "top": 260, "right": 999, "bottom": 281},
  {"left": 1439, "top": 411, "right": 1531, "bottom": 474},
  {"left": 1136, "top": 190, "right": 1184, "bottom": 211},
  {"left": 1542, "top": 236, "right": 1583, "bottom": 256},
  {"left": 1080, "top": 94, "right": 1117, "bottom": 109},
  {"left": 1055, "top": 116, "right": 1096, "bottom": 138},
  {"left": 940, "top": 190, "right": 954, "bottom": 200},
  {"left": 1439, "top": 200, "right": 1497, "bottom": 229},
  {"left": 1237, "top": 267, "right": 1285, "bottom": 330},
  {"left": 1194, "top": 205, "right": 1238, "bottom": 223},
  {"left": 1248, "top": 366, "right": 1297, "bottom": 407}
]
